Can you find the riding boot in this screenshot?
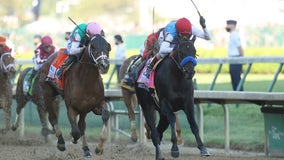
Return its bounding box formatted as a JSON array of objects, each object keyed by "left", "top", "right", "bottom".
[
  {"left": 56, "top": 55, "right": 76, "bottom": 80},
  {"left": 28, "top": 69, "right": 37, "bottom": 87},
  {"left": 27, "top": 69, "right": 37, "bottom": 95},
  {"left": 123, "top": 56, "right": 142, "bottom": 86},
  {"left": 143, "top": 56, "right": 159, "bottom": 78}
]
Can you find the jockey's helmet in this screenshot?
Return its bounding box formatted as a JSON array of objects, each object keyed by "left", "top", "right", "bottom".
[
  {"left": 41, "top": 36, "right": 53, "bottom": 47},
  {"left": 0, "top": 36, "right": 6, "bottom": 45},
  {"left": 176, "top": 18, "right": 192, "bottom": 35},
  {"left": 86, "top": 22, "right": 102, "bottom": 37}
]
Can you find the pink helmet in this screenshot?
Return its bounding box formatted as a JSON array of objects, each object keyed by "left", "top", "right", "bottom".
[
  {"left": 41, "top": 36, "right": 53, "bottom": 47},
  {"left": 86, "top": 22, "right": 102, "bottom": 35}
]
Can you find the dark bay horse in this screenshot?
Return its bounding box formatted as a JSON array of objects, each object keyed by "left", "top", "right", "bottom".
[
  {"left": 12, "top": 67, "right": 55, "bottom": 142},
  {"left": 39, "top": 34, "right": 111, "bottom": 157},
  {"left": 135, "top": 41, "right": 210, "bottom": 160},
  {"left": 119, "top": 55, "right": 184, "bottom": 144},
  {"left": 0, "top": 52, "right": 15, "bottom": 134}
]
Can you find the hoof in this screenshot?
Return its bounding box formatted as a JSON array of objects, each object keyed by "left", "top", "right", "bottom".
[
  {"left": 71, "top": 132, "right": 81, "bottom": 144},
  {"left": 171, "top": 150, "right": 179, "bottom": 158},
  {"left": 199, "top": 146, "right": 210, "bottom": 156},
  {"left": 131, "top": 136, "right": 138, "bottom": 142},
  {"left": 57, "top": 144, "right": 66, "bottom": 151},
  {"left": 83, "top": 146, "right": 92, "bottom": 158},
  {"left": 11, "top": 125, "right": 17, "bottom": 131},
  {"left": 177, "top": 138, "right": 183, "bottom": 145},
  {"left": 95, "top": 147, "right": 103, "bottom": 155}
]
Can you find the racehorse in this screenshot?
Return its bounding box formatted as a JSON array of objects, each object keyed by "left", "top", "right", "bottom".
[
  {"left": 11, "top": 67, "right": 55, "bottom": 142},
  {"left": 135, "top": 40, "right": 210, "bottom": 160},
  {"left": 0, "top": 52, "right": 15, "bottom": 134},
  {"left": 119, "top": 56, "right": 184, "bottom": 144},
  {"left": 39, "top": 34, "right": 111, "bottom": 157}
]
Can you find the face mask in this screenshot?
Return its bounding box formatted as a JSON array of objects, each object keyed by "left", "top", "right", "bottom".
[{"left": 225, "top": 27, "right": 231, "bottom": 32}]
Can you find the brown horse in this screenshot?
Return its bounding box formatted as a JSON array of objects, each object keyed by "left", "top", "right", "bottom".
[
  {"left": 118, "top": 55, "right": 139, "bottom": 142},
  {"left": 40, "top": 34, "right": 111, "bottom": 158},
  {"left": 11, "top": 67, "right": 55, "bottom": 142},
  {"left": 119, "top": 55, "right": 183, "bottom": 144},
  {"left": 0, "top": 52, "right": 15, "bottom": 134}
]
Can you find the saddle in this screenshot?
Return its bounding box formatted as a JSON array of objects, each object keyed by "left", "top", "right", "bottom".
[
  {"left": 46, "top": 48, "right": 68, "bottom": 90},
  {"left": 23, "top": 69, "right": 37, "bottom": 96}
]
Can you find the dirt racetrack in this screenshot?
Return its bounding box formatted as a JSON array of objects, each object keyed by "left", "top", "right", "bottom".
[{"left": 0, "top": 131, "right": 283, "bottom": 160}]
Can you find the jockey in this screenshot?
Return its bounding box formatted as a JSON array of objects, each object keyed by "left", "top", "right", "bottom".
[
  {"left": 29, "top": 36, "right": 55, "bottom": 87},
  {"left": 56, "top": 22, "right": 104, "bottom": 80},
  {"left": 0, "top": 36, "right": 12, "bottom": 55},
  {"left": 143, "top": 16, "right": 211, "bottom": 78}
]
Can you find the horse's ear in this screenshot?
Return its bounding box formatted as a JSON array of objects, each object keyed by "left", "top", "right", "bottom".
[{"left": 107, "top": 43, "right": 111, "bottom": 52}]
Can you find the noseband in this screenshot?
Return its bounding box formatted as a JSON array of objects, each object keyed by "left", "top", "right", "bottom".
[
  {"left": 170, "top": 42, "right": 197, "bottom": 77},
  {"left": 0, "top": 52, "right": 14, "bottom": 72}
]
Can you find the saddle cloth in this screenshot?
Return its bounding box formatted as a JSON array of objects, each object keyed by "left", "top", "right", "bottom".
[
  {"left": 23, "top": 69, "right": 36, "bottom": 96},
  {"left": 137, "top": 58, "right": 161, "bottom": 89},
  {"left": 47, "top": 48, "right": 68, "bottom": 89}
]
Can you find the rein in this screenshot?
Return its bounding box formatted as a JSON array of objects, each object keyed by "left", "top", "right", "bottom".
[{"left": 0, "top": 52, "right": 14, "bottom": 72}]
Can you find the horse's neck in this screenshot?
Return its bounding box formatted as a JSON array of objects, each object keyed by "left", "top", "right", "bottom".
[
  {"left": 75, "top": 51, "right": 100, "bottom": 80},
  {"left": 0, "top": 71, "right": 9, "bottom": 83}
]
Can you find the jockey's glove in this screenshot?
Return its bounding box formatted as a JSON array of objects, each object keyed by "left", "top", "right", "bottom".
[{"left": 199, "top": 16, "right": 206, "bottom": 29}]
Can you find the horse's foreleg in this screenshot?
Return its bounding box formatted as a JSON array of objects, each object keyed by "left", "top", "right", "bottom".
[
  {"left": 95, "top": 106, "right": 110, "bottom": 155},
  {"left": 78, "top": 114, "right": 92, "bottom": 157},
  {"left": 185, "top": 103, "right": 210, "bottom": 156},
  {"left": 67, "top": 107, "right": 80, "bottom": 144},
  {"left": 174, "top": 112, "right": 183, "bottom": 145},
  {"left": 11, "top": 101, "right": 27, "bottom": 131},
  {"left": 1, "top": 97, "right": 11, "bottom": 134},
  {"left": 159, "top": 100, "right": 179, "bottom": 158}
]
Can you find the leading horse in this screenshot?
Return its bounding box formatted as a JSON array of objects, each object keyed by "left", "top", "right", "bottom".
[
  {"left": 39, "top": 34, "right": 111, "bottom": 157},
  {"left": 0, "top": 52, "right": 15, "bottom": 134},
  {"left": 12, "top": 67, "right": 55, "bottom": 142},
  {"left": 135, "top": 40, "right": 210, "bottom": 160}
]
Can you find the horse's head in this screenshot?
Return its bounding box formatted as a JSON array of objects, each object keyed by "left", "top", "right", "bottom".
[
  {"left": 87, "top": 34, "right": 111, "bottom": 74},
  {"left": 174, "top": 40, "right": 197, "bottom": 79},
  {"left": 0, "top": 52, "right": 16, "bottom": 75}
]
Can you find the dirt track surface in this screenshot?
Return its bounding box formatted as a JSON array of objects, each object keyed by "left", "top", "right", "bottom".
[{"left": 0, "top": 131, "right": 282, "bottom": 160}]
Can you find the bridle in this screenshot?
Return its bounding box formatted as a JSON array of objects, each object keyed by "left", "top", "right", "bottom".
[
  {"left": 87, "top": 36, "right": 108, "bottom": 65},
  {"left": 170, "top": 41, "right": 197, "bottom": 77},
  {"left": 0, "top": 52, "right": 14, "bottom": 72}
]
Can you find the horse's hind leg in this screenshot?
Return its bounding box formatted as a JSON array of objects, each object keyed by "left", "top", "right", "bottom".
[
  {"left": 95, "top": 105, "right": 110, "bottom": 155},
  {"left": 122, "top": 89, "right": 138, "bottom": 142},
  {"left": 78, "top": 114, "right": 92, "bottom": 158},
  {"left": 11, "top": 98, "right": 28, "bottom": 131}
]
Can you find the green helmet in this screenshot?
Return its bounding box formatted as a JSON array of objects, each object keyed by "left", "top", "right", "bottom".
[{"left": 70, "top": 23, "right": 87, "bottom": 44}]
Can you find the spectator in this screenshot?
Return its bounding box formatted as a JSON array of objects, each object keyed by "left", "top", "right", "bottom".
[
  {"left": 113, "top": 34, "right": 126, "bottom": 84},
  {"left": 226, "top": 20, "right": 244, "bottom": 91},
  {"left": 33, "top": 34, "right": 42, "bottom": 47},
  {"left": 65, "top": 31, "right": 71, "bottom": 41}
]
